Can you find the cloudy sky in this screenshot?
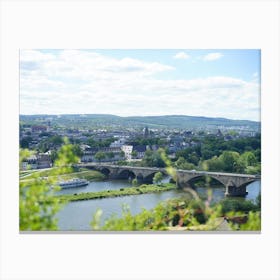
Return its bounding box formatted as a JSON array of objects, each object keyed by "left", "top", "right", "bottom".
[{"left": 20, "top": 49, "right": 260, "bottom": 121}]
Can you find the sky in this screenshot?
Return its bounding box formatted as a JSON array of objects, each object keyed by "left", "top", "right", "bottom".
[{"left": 20, "top": 49, "right": 260, "bottom": 121}]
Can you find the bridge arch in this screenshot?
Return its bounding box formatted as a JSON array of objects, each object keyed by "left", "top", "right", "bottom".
[
  {"left": 183, "top": 174, "right": 227, "bottom": 188},
  {"left": 144, "top": 172, "right": 158, "bottom": 183},
  {"left": 136, "top": 173, "right": 144, "bottom": 182},
  {"left": 118, "top": 169, "right": 136, "bottom": 180},
  {"left": 238, "top": 179, "right": 260, "bottom": 189},
  {"left": 99, "top": 167, "right": 111, "bottom": 177},
  {"left": 144, "top": 171, "right": 168, "bottom": 184}
]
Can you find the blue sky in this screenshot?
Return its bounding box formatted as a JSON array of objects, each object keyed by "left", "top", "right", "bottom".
[{"left": 20, "top": 49, "right": 260, "bottom": 121}]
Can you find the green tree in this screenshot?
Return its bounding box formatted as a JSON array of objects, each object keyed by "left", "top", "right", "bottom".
[
  {"left": 254, "top": 148, "right": 261, "bottom": 162},
  {"left": 106, "top": 152, "right": 115, "bottom": 160},
  {"left": 235, "top": 156, "right": 247, "bottom": 173},
  {"left": 153, "top": 172, "right": 163, "bottom": 185},
  {"left": 175, "top": 157, "right": 196, "bottom": 170},
  {"left": 131, "top": 150, "right": 138, "bottom": 158},
  {"left": 50, "top": 135, "right": 64, "bottom": 145},
  {"left": 240, "top": 151, "right": 257, "bottom": 166},
  {"left": 202, "top": 156, "right": 223, "bottom": 171},
  {"left": 87, "top": 138, "right": 115, "bottom": 148},
  {"left": 72, "top": 144, "right": 83, "bottom": 158},
  {"left": 219, "top": 151, "right": 240, "bottom": 172},
  {"left": 188, "top": 152, "right": 200, "bottom": 165},
  {"left": 95, "top": 151, "right": 106, "bottom": 163},
  {"left": 50, "top": 150, "right": 58, "bottom": 163},
  {"left": 232, "top": 151, "right": 258, "bottom": 173},
  {"left": 132, "top": 178, "right": 138, "bottom": 186},
  {"left": 38, "top": 140, "right": 49, "bottom": 153},
  {"left": 245, "top": 163, "right": 261, "bottom": 174},
  {"left": 87, "top": 138, "right": 96, "bottom": 147},
  {"left": 142, "top": 150, "right": 165, "bottom": 168},
  {"left": 20, "top": 136, "right": 33, "bottom": 148}
]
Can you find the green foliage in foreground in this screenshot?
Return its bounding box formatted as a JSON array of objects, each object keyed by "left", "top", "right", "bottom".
[
  {"left": 20, "top": 140, "right": 78, "bottom": 231},
  {"left": 20, "top": 178, "right": 63, "bottom": 230},
  {"left": 91, "top": 193, "right": 261, "bottom": 231},
  {"left": 56, "top": 183, "right": 176, "bottom": 202}
]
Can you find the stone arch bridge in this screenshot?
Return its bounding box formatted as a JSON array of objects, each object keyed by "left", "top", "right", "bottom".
[{"left": 76, "top": 163, "right": 261, "bottom": 197}]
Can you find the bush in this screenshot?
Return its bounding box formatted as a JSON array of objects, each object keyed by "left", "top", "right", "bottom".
[
  {"left": 19, "top": 141, "right": 79, "bottom": 231},
  {"left": 90, "top": 192, "right": 261, "bottom": 231},
  {"left": 219, "top": 198, "right": 257, "bottom": 214}
]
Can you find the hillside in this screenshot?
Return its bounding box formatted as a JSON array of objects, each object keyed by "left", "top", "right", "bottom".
[{"left": 20, "top": 114, "right": 260, "bottom": 131}]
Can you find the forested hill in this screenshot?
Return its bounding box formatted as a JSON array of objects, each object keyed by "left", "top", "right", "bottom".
[
  {"left": 20, "top": 114, "right": 260, "bottom": 130},
  {"left": 122, "top": 115, "right": 259, "bottom": 130}
]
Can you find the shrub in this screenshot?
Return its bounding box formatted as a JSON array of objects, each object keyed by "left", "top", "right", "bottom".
[{"left": 219, "top": 198, "right": 257, "bottom": 214}]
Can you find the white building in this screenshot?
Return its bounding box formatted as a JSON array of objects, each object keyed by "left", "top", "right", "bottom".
[
  {"left": 110, "top": 138, "right": 127, "bottom": 148},
  {"left": 121, "top": 145, "right": 133, "bottom": 160}
]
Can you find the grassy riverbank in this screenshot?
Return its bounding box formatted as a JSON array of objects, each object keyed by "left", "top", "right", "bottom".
[
  {"left": 55, "top": 183, "right": 177, "bottom": 202},
  {"left": 63, "top": 170, "right": 105, "bottom": 181},
  {"left": 20, "top": 169, "right": 105, "bottom": 184}
]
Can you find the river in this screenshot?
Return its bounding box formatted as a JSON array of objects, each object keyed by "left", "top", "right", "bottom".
[{"left": 55, "top": 179, "right": 261, "bottom": 231}]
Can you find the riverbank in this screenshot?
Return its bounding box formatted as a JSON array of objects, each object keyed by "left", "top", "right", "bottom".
[
  {"left": 55, "top": 183, "right": 177, "bottom": 202},
  {"left": 20, "top": 169, "right": 105, "bottom": 184}
]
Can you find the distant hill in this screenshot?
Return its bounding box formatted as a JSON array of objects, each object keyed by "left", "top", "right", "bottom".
[
  {"left": 122, "top": 115, "right": 259, "bottom": 129},
  {"left": 20, "top": 114, "right": 260, "bottom": 131}
]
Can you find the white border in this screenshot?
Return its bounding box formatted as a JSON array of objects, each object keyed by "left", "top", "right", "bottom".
[{"left": 1, "top": 1, "right": 279, "bottom": 280}]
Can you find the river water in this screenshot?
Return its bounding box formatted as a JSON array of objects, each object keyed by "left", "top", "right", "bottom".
[{"left": 55, "top": 179, "right": 261, "bottom": 231}]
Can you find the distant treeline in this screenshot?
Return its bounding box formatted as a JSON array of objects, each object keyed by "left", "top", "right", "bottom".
[{"left": 20, "top": 114, "right": 260, "bottom": 130}]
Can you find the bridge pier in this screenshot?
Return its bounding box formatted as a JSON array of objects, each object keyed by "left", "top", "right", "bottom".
[
  {"left": 141, "top": 177, "right": 153, "bottom": 184},
  {"left": 225, "top": 185, "right": 248, "bottom": 197},
  {"left": 176, "top": 181, "right": 192, "bottom": 189},
  {"left": 108, "top": 172, "right": 120, "bottom": 180}
]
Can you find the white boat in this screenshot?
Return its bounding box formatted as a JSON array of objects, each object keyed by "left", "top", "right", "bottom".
[{"left": 58, "top": 178, "right": 89, "bottom": 189}]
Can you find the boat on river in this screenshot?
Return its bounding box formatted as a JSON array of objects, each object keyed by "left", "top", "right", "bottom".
[{"left": 58, "top": 178, "right": 89, "bottom": 189}]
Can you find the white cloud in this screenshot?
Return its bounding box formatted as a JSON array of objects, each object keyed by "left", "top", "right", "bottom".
[
  {"left": 20, "top": 50, "right": 260, "bottom": 121},
  {"left": 173, "top": 52, "right": 190, "bottom": 59},
  {"left": 20, "top": 50, "right": 55, "bottom": 62},
  {"left": 202, "top": 52, "right": 224, "bottom": 61},
  {"left": 21, "top": 50, "right": 174, "bottom": 82},
  {"left": 20, "top": 74, "right": 65, "bottom": 91}
]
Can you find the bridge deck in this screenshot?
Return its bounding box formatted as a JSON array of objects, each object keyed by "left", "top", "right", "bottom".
[{"left": 76, "top": 163, "right": 261, "bottom": 179}]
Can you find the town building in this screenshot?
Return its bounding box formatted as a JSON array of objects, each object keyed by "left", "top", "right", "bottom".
[
  {"left": 21, "top": 153, "right": 52, "bottom": 170},
  {"left": 81, "top": 147, "right": 124, "bottom": 163},
  {"left": 143, "top": 127, "right": 149, "bottom": 138},
  {"left": 121, "top": 145, "right": 133, "bottom": 160},
  {"left": 132, "top": 145, "right": 147, "bottom": 159},
  {"left": 110, "top": 138, "right": 127, "bottom": 148},
  {"left": 31, "top": 125, "right": 48, "bottom": 133}
]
